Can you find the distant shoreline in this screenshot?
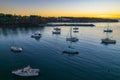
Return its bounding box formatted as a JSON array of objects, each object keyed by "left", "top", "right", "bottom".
[{"left": 0, "top": 13, "right": 119, "bottom": 27}]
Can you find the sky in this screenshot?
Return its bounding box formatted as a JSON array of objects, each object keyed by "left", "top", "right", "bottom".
[{"left": 0, "top": 0, "right": 120, "bottom": 18}]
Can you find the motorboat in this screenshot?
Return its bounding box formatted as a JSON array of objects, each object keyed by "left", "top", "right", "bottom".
[
  {"left": 101, "top": 38, "right": 116, "bottom": 44},
  {"left": 31, "top": 31, "right": 41, "bottom": 38},
  {"left": 63, "top": 46, "right": 79, "bottom": 54},
  {"left": 104, "top": 29, "right": 112, "bottom": 32},
  {"left": 52, "top": 30, "right": 61, "bottom": 34},
  {"left": 73, "top": 27, "right": 79, "bottom": 30},
  {"left": 11, "top": 46, "right": 22, "bottom": 52},
  {"left": 12, "top": 65, "right": 40, "bottom": 77},
  {"left": 54, "top": 27, "right": 61, "bottom": 31},
  {"left": 73, "top": 30, "right": 79, "bottom": 33}
]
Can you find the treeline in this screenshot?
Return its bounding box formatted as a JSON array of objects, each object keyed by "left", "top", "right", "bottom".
[
  {"left": 0, "top": 13, "right": 47, "bottom": 27},
  {"left": 46, "top": 17, "right": 118, "bottom": 22},
  {"left": 0, "top": 13, "right": 118, "bottom": 27}
]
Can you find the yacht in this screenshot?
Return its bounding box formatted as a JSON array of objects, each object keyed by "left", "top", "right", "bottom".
[
  {"left": 11, "top": 46, "right": 22, "bottom": 52},
  {"left": 101, "top": 38, "right": 116, "bottom": 44},
  {"left": 66, "top": 27, "right": 79, "bottom": 42},
  {"left": 31, "top": 31, "right": 41, "bottom": 38},
  {"left": 66, "top": 37, "right": 79, "bottom": 42},
  {"left": 104, "top": 24, "right": 113, "bottom": 32},
  {"left": 12, "top": 65, "right": 40, "bottom": 77},
  {"left": 63, "top": 46, "right": 79, "bottom": 54}
]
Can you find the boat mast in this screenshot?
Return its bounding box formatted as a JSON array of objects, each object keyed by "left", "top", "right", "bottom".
[{"left": 70, "top": 27, "right": 72, "bottom": 38}]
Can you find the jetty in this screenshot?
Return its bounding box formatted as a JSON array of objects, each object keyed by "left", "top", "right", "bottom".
[{"left": 46, "top": 23, "right": 95, "bottom": 27}]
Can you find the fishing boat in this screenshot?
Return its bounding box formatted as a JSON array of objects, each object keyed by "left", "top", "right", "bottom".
[
  {"left": 66, "top": 27, "right": 79, "bottom": 42},
  {"left": 12, "top": 65, "right": 40, "bottom": 77}
]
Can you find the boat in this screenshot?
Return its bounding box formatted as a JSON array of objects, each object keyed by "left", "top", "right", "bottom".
[
  {"left": 104, "top": 24, "right": 113, "bottom": 32},
  {"left": 54, "top": 27, "right": 61, "bottom": 31},
  {"left": 73, "top": 27, "right": 79, "bottom": 30},
  {"left": 12, "top": 65, "right": 40, "bottom": 77},
  {"left": 73, "top": 27, "right": 79, "bottom": 33},
  {"left": 63, "top": 46, "right": 79, "bottom": 54},
  {"left": 52, "top": 31, "right": 61, "bottom": 34},
  {"left": 101, "top": 32, "right": 116, "bottom": 45},
  {"left": 101, "top": 38, "right": 116, "bottom": 44},
  {"left": 66, "top": 37, "right": 79, "bottom": 42},
  {"left": 73, "top": 30, "right": 79, "bottom": 33},
  {"left": 11, "top": 46, "right": 22, "bottom": 52},
  {"left": 31, "top": 31, "right": 41, "bottom": 38},
  {"left": 66, "top": 27, "right": 79, "bottom": 42}
]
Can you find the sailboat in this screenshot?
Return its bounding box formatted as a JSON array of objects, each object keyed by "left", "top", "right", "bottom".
[
  {"left": 63, "top": 41, "right": 79, "bottom": 54},
  {"left": 66, "top": 27, "right": 79, "bottom": 42},
  {"left": 11, "top": 35, "right": 23, "bottom": 52},
  {"left": 104, "top": 24, "right": 112, "bottom": 32},
  {"left": 63, "top": 45, "right": 79, "bottom": 54},
  {"left": 101, "top": 32, "right": 116, "bottom": 45}
]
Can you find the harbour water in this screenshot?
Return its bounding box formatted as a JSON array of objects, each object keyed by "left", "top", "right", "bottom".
[{"left": 0, "top": 22, "right": 120, "bottom": 80}]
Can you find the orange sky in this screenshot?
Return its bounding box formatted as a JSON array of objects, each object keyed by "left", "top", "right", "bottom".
[{"left": 0, "top": 0, "right": 120, "bottom": 18}]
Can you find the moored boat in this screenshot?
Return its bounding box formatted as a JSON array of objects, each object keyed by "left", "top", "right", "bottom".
[
  {"left": 12, "top": 65, "right": 40, "bottom": 77},
  {"left": 11, "top": 46, "right": 22, "bottom": 52}
]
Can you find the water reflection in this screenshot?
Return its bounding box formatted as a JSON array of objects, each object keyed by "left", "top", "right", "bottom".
[{"left": 0, "top": 26, "right": 45, "bottom": 38}]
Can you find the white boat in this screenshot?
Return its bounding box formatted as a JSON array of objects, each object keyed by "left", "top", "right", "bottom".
[
  {"left": 12, "top": 65, "right": 40, "bottom": 77},
  {"left": 66, "top": 27, "right": 79, "bottom": 42},
  {"left": 31, "top": 31, "right": 41, "bottom": 38},
  {"left": 11, "top": 46, "right": 22, "bottom": 52},
  {"left": 104, "top": 24, "right": 113, "bottom": 32},
  {"left": 101, "top": 38, "right": 116, "bottom": 44},
  {"left": 63, "top": 46, "right": 79, "bottom": 54}
]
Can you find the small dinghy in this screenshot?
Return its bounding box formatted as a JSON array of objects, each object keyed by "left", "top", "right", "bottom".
[
  {"left": 12, "top": 65, "right": 40, "bottom": 77},
  {"left": 31, "top": 31, "right": 41, "bottom": 38},
  {"left": 63, "top": 46, "right": 79, "bottom": 54},
  {"left": 11, "top": 46, "right": 22, "bottom": 52}
]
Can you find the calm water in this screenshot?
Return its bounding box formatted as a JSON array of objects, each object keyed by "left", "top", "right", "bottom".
[{"left": 0, "top": 22, "right": 120, "bottom": 80}]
